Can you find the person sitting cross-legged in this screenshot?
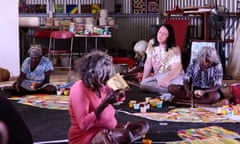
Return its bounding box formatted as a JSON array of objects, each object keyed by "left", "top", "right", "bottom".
[
  {"left": 2, "top": 44, "right": 56, "bottom": 96},
  {"left": 140, "top": 24, "right": 184, "bottom": 94},
  {"left": 68, "top": 50, "right": 149, "bottom": 144},
  {"left": 168, "top": 46, "right": 227, "bottom": 105}
]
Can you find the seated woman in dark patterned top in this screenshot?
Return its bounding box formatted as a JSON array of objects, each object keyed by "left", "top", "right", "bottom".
[{"left": 168, "top": 46, "right": 224, "bottom": 105}]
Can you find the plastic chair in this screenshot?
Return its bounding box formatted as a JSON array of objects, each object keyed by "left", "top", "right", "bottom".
[
  {"left": 113, "top": 57, "right": 135, "bottom": 69},
  {"left": 33, "top": 30, "right": 53, "bottom": 55},
  {"left": 48, "top": 31, "right": 74, "bottom": 69}
]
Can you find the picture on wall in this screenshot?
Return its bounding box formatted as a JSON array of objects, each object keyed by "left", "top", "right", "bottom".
[
  {"left": 132, "top": 0, "right": 146, "bottom": 14},
  {"left": 66, "top": 4, "right": 78, "bottom": 14},
  {"left": 55, "top": 4, "right": 64, "bottom": 13},
  {"left": 147, "top": 0, "right": 159, "bottom": 13},
  {"left": 19, "top": 4, "right": 46, "bottom": 13},
  {"left": 81, "top": 4, "right": 91, "bottom": 13}
]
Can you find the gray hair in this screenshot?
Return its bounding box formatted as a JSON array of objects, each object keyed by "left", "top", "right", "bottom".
[
  {"left": 198, "top": 46, "right": 220, "bottom": 64},
  {"left": 75, "top": 50, "right": 113, "bottom": 90},
  {"left": 28, "top": 44, "right": 42, "bottom": 58}
]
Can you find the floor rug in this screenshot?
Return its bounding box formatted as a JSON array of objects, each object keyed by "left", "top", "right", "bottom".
[
  {"left": 177, "top": 126, "right": 240, "bottom": 140},
  {"left": 5, "top": 85, "right": 240, "bottom": 143},
  {"left": 9, "top": 94, "right": 69, "bottom": 110},
  {"left": 164, "top": 126, "right": 240, "bottom": 144},
  {"left": 167, "top": 138, "right": 240, "bottom": 144},
  {"left": 133, "top": 107, "right": 237, "bottom": 123}
]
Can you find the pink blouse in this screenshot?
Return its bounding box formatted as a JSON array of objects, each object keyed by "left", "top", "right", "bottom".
[{"left": 68, "top": 80, "right": 117, "bottom": 144}]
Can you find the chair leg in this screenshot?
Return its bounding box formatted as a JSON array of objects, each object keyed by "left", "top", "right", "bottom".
[{"left": 69, "top": 54, "right": 72, "bottom": 70}]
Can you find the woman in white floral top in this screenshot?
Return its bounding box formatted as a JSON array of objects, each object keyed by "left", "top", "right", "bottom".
[{"left": 140, "top": 24, "right": 184, "bottom": 94}]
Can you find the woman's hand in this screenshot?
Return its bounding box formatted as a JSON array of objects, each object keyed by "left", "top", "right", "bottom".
[
  {"left": 95, "top": 89, "right": 125, "bottom": 119},
  {"left": 158, "top": 79, "right": 169, "bottom": 88},
  {"left": 34, "top": 82, "right": 45, "bottom": 89},
  {"left": 104, "top": 89, "right": 125, "bottom": 104},
  {"left": 194, "top": 90, "right": 205, "bottom": 98},
  {"left": 13, "top": 82, "right": 20, "bottom": 92}
]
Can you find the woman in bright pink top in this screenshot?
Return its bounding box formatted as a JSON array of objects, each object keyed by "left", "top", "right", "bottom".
[
  {"left": 68, "top": 51, "right": 149, "bottom": 144},
  {"left": 69, "top": 80, "right": 117, "bottom": 144}
]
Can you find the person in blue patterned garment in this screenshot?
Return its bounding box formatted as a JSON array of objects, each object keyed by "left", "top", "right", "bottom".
[
  {"left": 3, "top": 44, "right": 56, "bottom": 95},
  {"left": 168, "top": 46, "right": 225, "bottom": 105}
]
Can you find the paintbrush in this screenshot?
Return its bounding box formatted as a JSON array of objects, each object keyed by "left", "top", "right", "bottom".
[{"left": 190, "top": 77, "right": 194, "bottom": 109}]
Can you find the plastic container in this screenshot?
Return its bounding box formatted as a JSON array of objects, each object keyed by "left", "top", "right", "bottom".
[
  {"left": 60, "top": 55, "right": 70, "bottom": 67},
  {"left": 69, "top": 23, "right": 75, "bottom": 33},
  {"left": 142, "top": 139, "right": 152, "bottom": 144},
  {"left": 114, "top": 64, "right": 129, "bottom": 74},
  {"left": 230, "top": 83, "right": 240, "bottom": 104}
]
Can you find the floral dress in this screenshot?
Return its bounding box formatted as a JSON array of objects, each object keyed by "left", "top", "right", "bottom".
[
  {"left": 150, "top": 46, "right": 180, "bottom": 74},
  {"left": 140, "top": 45, "right": 184, "bottom": 94},
  {"left": 20, "top": 56, "right": 54, "bottom": 91}
]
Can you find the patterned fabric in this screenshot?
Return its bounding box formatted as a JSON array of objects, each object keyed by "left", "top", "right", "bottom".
[
  {"left": 90, "top": 129, "right": 115, "bottom": 144},
  {"left": 184, "top": 59, "right": 223, "bottom": 88},
  {"left": 10, "top": 95, "right": 69, "bottom": 110},
  {"left": 166, "top": 138, "right": 240, "bottom": 144},
  {"left": 132, "top": 108, "right": 237, "bottom": 123},
  {"left": 20, "top": 56, "right": 54, "bottom": 90},
  {"left": 177, "top": 126, "right": 240, "bottom": 141},
  {"left": 140, "top": 71, "right": 184, "bottom": 93},
  {"left": 140, "top": 44, "right": 184, "bottom": 94},
  {"left": 146, "top": 45, "right": 181, "bottom": 74}
]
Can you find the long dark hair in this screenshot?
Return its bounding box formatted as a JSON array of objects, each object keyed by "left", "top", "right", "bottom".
[
  {"left": 75, "top": 50, "right": 113, "bottom": 91},
  {"left": 152, "top": 24, "right": 176, "bottom": 51}
]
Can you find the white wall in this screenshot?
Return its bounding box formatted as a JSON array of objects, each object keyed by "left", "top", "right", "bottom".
[{"left": 0, "top": 0, "right": 20, "bottom": 77}]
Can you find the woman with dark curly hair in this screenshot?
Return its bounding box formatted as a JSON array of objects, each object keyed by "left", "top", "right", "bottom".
[
  {"left": 140, "top": 24, "right": 184, "bottom": 94},
  {"left": 68, "top": 50, "right": 149, "bottom": 144}
]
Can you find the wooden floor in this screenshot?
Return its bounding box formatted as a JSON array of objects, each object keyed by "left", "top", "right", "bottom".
[{"left": 50, "top": 69, "right": 69, "bottom": 82}]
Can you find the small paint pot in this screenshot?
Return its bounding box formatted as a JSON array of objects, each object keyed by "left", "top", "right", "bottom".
[{"left": 133, "top": 103, "right": 140, "bottom": 110}]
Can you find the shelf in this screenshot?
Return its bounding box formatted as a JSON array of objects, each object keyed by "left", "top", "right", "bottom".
[
  {"left": 97, "top": 25, "right": 118, "bottom": 29},
  {"left": 20, "top": 13, "right": 159, "bottom": 18}
]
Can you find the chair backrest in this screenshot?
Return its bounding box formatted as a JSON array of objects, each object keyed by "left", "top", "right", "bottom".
[
  {"left": 165, "top": 19, "right": 190, "bottom": 53},
  {"left": 50, "top": 31, "right": 73, "bottom": 39},
  {"left": 48, "top": 31, "right": 74, "bottom": 69},
  {"left": 49, "top": 31, "right": 74, "bottom": 51},
  {"left": 34, "top": 30, "right": 53, "bottom": 38},
  {"left": 33, "top": 30, "right": 54, "bottom": 54}
]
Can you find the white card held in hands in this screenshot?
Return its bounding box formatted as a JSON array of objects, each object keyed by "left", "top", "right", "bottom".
[{"left": 107, "top": 73, "right": 129, "bottom": 90}]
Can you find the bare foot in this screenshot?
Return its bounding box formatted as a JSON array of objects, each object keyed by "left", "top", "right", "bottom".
[{"left": 211, "top": 99, "right": 229, "bottom": 107}]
